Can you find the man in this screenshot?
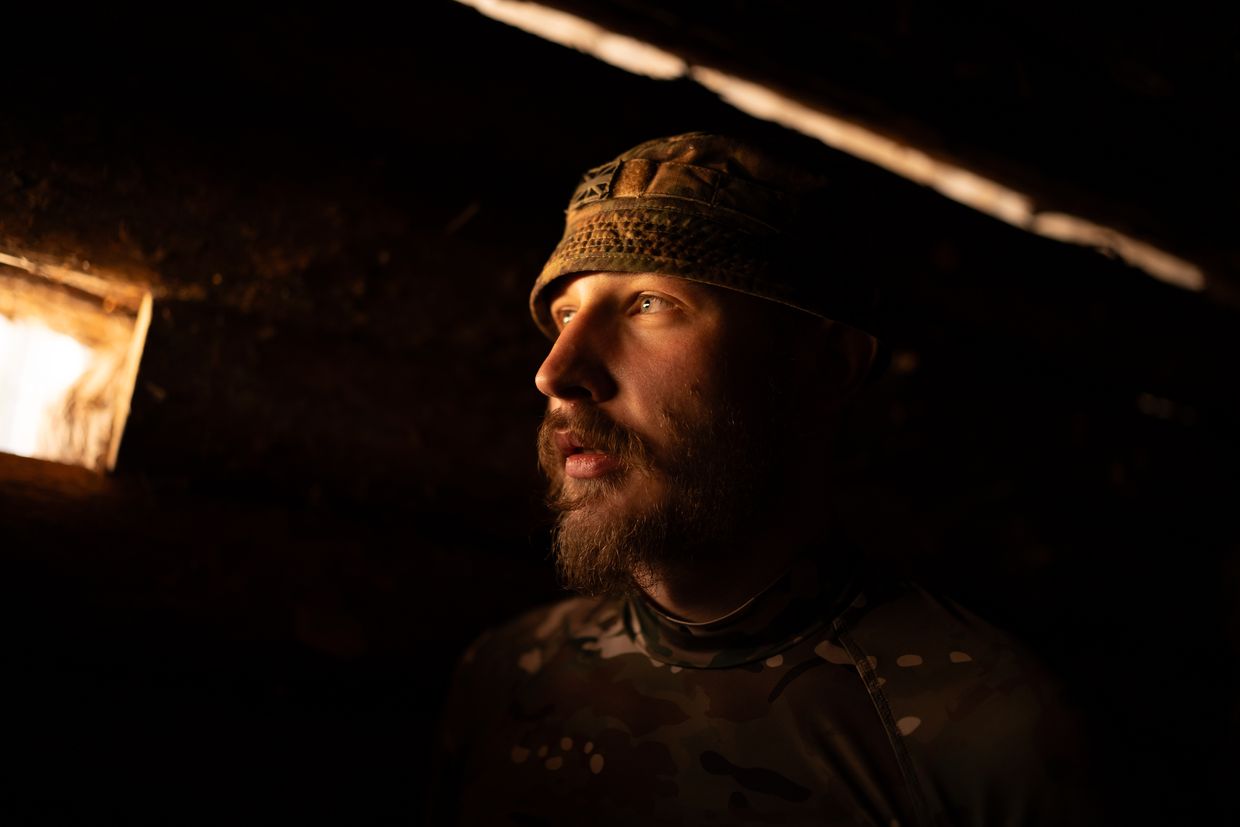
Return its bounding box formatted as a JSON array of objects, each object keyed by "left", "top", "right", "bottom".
[{"left": 433, "top": 133, "right": 1092, "bottom": 825}]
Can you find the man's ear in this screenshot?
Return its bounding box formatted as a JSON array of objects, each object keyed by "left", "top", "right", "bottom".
[{"left": 814, "top": 319, "right": 881, "bottom": 407}]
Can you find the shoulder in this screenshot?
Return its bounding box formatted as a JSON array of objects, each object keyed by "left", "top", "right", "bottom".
[
  {"left": 438, "top": 595, "right": 629, "bottom": 755},
  {"left": 834, "top": 580, "right": 1057, "bottom": 750},
  {"left": 836, "top": 579, "right": 1046, "bottom": 688},
  {"left": 836, "top": 580, "right": 1093, "bottom": 826},
  {"left": 448, "top": 594, "right": 629, "bottom": 703}
]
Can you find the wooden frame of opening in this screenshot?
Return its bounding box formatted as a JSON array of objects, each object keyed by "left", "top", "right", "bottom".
[{"left": 0, "top": 251, "right": 152, "bottom": 472}]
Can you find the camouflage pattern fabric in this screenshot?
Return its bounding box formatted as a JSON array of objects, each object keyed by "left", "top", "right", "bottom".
[{"left": 431, "top": 555, "right": 1093, "bottom": 825}]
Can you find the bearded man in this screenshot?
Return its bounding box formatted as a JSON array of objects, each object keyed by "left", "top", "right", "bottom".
[{"left": 432, "top": 133, "right": 1093, "bottom": 826}]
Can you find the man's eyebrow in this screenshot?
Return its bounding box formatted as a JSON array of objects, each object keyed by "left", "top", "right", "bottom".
[{"left": 545, "top": 282, "right": 576, "bottom": 304}]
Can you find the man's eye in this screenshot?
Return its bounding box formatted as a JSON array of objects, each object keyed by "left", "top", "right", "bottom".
[{"left": 636, "top": 295, "right": 673, "bottom": 314}]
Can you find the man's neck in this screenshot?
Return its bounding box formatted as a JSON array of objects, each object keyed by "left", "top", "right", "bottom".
[
  {"left": 637, "top": 494, "right": 833, "bottom": 623},
  {"left": 639, "top": 551, "right": 798, "bottom": 623}
]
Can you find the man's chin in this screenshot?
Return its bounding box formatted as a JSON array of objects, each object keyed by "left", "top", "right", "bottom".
[
  {"left": 549, "top": 480, "right": 674, "bottom": 597},
  {"left": 553, "top": 470, "right": 663, "bottom": 512}
]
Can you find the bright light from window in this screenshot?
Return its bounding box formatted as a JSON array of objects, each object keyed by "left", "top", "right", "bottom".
[
  {"left": 0, "top": 315, "right": 92, "bottom": 459},
  {"left": 0, "top": 253, "right": 151, "bottom": 472}
]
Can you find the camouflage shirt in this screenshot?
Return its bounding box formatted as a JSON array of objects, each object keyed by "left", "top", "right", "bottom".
[{"left": 433, "top": 554, "right": 1091, "bottom": 825}]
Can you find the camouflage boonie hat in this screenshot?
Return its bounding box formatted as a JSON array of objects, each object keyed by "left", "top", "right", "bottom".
[{"left": 530, "top": 131, "right": 883, "bottom": 342}]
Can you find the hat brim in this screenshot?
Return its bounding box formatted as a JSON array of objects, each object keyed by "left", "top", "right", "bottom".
[{"left": 530, "top": 200, "right": 824, "bottom": 340}]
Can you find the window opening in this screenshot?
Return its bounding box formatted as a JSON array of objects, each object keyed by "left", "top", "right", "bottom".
[{"left": 0, "top": 253, "right": 151, "bottom": 472}]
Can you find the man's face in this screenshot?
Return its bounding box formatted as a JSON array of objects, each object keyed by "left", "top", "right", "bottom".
[{"left": 535, "top": 272, "right": 787, "bottom": 597}]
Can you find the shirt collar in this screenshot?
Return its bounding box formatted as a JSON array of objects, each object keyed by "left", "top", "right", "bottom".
[{"left": 624, "top": 548, "right": 862, "bottom": 669}]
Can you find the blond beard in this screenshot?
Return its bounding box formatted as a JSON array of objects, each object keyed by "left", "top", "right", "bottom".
[{"left": 538, "top": 401, "right": 769, "bottom": 597}]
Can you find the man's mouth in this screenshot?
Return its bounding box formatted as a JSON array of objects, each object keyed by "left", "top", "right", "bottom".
[{"left": 554, "top": 430, "right": 620, "bottom": 479}]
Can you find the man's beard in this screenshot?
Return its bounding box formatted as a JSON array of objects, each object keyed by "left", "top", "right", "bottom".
[{"left": 537, "top": 397, "right": 775, "bottom": 598}]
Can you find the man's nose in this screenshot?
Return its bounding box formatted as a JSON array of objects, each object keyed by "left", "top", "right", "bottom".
[{"left": 534, "top": 313, "right": 618, "bottom": 403}]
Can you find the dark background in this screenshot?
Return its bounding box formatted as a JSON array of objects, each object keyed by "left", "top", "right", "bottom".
[{"left": 1, "top": 2, "right": 1237, "bottom": 823}]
